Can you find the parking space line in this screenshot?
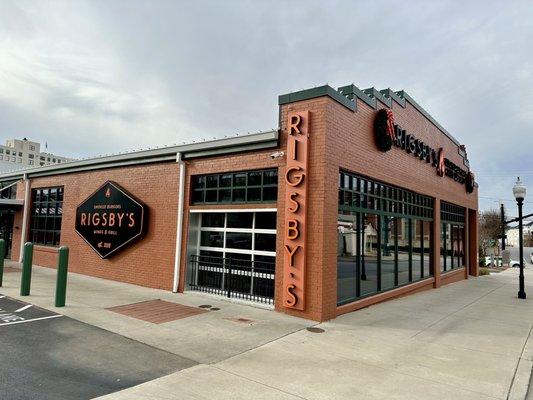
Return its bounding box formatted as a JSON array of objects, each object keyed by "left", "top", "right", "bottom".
[
  {"left": 0, "top": 314, "right": 62, "bottom": 326},
  {"left": 15, "top": 304, "right": 33, "bottom": 313}
]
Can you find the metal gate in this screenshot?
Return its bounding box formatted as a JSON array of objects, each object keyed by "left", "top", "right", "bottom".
[{"left": 189, "top": 254, "right": 274, "bottom": 305}]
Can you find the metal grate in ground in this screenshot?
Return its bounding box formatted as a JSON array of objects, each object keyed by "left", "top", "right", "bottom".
[{"left": 106, "top": 299, "right": 208, "bottom": 324}]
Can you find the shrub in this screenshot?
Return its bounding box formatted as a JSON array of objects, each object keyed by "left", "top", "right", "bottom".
[{"left": 479, "top": 268, "right": 490, "bottom": 276}]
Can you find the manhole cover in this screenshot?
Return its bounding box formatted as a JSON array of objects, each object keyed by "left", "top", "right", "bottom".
[
  {"left": 198, "top": 305, "right": 212, "bottom": 309},
  {"left": 306, "top": 327, "right": 325, "bottom": 333}
]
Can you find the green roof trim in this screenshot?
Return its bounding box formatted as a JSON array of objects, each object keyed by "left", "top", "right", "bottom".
[
  {"left": 278, "top": 85, "right": 356, "bottom": 111},
  {"left": 279, "top": 83, "right": 461, "bottom": 148}
]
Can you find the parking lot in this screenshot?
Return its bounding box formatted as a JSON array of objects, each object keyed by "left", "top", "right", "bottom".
[{"left": 0, "top": 295, "right": 197, "bottom": 400}]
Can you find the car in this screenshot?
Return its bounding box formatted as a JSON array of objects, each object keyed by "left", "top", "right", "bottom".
[
  {"left": 484, "top": 256, "right": 522, "bottom": 268},
  {"left": 530, "top": 252, "right": 533, "bottom": 264}
]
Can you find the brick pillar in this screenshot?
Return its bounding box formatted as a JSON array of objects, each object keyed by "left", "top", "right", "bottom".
[
  {"left": 464, "top": 207, "right": 469, "bottom": 279},
  {"left": 468, "top": 209, "right": 479, "bottom": 276},
  {"left": 433, "top": 199, "right": 441, "bottom": 288}
]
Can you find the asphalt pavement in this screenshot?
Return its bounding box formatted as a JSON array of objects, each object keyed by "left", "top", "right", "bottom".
[{"left": 0, "top": 295, "right": 196, "bottom": 400}]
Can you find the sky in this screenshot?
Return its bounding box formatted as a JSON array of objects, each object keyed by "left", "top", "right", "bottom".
[{"left": 0, "top": 0, "right": 532, "bottom": 217}]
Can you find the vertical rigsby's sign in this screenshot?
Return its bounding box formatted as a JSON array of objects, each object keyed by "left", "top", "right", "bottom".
[{"left": 283, "top": 111, "right": 309, "bottom": 310}]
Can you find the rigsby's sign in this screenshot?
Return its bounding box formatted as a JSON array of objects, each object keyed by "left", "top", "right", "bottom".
[
  {"left": 75, "top": 181, "right": 146, "bottom": 258},
  {"left": 283, "top": 111, "right": 309, "bottom": 310}
]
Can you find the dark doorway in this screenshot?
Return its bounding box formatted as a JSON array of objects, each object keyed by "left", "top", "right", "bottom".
[{"left": 0, "top": 210, "right": 15, "bottom": 258}]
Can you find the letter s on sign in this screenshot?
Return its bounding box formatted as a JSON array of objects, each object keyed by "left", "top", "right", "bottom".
[{"left": 285, "top": 284, "right": 298, "bottom": 307}]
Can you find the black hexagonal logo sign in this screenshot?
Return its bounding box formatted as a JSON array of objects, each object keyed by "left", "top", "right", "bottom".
[{"left": 75, "top": 181, "right": 146, "bottom": 259}]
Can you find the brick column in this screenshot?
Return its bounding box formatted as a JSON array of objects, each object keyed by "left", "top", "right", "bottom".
[
  {"left": 468, "top": 208, "right": 479, "bottom": 276},
  {"left": 433, "top": 199, "right": 441, "bottom": 288}
]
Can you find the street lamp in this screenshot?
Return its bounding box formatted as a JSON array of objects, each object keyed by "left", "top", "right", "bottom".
[{"left": 513, "top": 177, "right": 527, "bottom": 299}]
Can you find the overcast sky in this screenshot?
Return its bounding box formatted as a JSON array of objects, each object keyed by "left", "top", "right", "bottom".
[{"left": 0, "top": 0, "right": 532, "bottom": 216}]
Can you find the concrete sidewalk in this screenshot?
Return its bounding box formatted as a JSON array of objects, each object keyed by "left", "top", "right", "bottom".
[{"left": 2, "top": 262, "right": 533, "bottom": 399}]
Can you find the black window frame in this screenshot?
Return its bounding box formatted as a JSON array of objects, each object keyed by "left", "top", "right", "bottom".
[
  {"left": 191, "top": 169, "right": 278, "bottom": 205},
  {"left": 29, "top": 186, "right": 64, "bottom": 247},
  {"left": 337, "top": 171, "right": 435, "bottom": 306}
]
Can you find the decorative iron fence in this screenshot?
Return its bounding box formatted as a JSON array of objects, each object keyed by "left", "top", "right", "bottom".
[{"left": 189, "top": 254, "right": 275, "bottom": 304}]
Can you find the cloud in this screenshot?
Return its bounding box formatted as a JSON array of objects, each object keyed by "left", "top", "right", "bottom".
[{"left": 0, "top": 0, "right": 532, "bottom": 214}]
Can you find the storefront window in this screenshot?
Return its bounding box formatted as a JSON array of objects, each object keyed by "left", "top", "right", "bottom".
[
  {"left": 337, "top": 171, "right": 434, "bottom": 306},
  {"left": 29, "top": 187, "right": 64, "bottom": 246},
  {"left": 191, "top": 169, "right": 278, "bottom": 205},
  {"left": 381, "top": 216, "right": 395, "bottom": 291},
  {"left": 412, "top": 220, "right": 422, "bottom": 282},
  {"left": 189, "top": 211, "right": 277, "bottom": 303},
  {"left": 440, "top": 202, "right": 466, "bottom": 271},
  {"left": 361, "top": 213, "right": 379, "bottom": 297},
  {"left": 337, "top": 212, "right": 358, "bottom": 304},
  {"left": 397, "top": 218, "right": 410, "bottom": 286}
]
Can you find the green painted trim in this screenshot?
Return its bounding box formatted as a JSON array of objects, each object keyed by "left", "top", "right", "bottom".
[
  {"left": 338, "top": 84, "right": 376, "bottom": 109},
  {"left": 338, "top": 206, "right": 434, "bottom": 221},
  {"left": 278, "top": 85, "right": 356, "bottom": 111},
  {"left": 363, "top": 87, "right": 392, "bottom": 107},
  {"left": 379, "top": 89, "right": 406, "bottom": 107}
]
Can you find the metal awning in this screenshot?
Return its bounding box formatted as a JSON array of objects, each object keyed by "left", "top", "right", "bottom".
[{"left": 0, "top": 199, "right": 24, "bottom": 209}]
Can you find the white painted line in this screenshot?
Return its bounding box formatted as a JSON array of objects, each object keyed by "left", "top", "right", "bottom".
[
  {"left": 0, "top": 314, "right": 62, "bottom": 326},
  {"left": 15, "top": 304, "right": 32, "bottom": 313},
  {"left": 0, "top": 296, "right": 5, "bottom": 299}
]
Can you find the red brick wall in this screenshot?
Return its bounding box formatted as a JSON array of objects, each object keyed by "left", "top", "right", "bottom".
[
  {"left": 279, "top": 95, "right": 478, "bottom": 321},
  {"left": 11, "top": 163, "right": 180, "bottom": 290}
]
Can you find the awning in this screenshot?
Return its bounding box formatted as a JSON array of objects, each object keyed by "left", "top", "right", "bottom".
[{"left": 0, "top": 199, "right": 24, "bottom": 209}]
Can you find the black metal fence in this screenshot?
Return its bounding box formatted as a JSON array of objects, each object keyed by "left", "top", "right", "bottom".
[{"left": 189, "top": 254, "right": 275, "bottom": 304}]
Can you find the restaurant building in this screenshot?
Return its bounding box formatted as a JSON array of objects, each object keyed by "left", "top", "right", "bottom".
[{"left": 0, "top": 84, "right": 478, "bottom": 321}]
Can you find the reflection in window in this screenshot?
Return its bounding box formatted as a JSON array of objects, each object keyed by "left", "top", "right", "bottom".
[
  {"left": 337, "top": 171, "right": 435, "bottom": 306},
  {"left": 361, "top": 213, "right": 379, "bottom": 297},
  {"left": 29, "top": 187, "right": 63, "bottom": 246}
]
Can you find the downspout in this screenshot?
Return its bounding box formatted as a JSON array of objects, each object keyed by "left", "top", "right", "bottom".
[
  {"left": 19, "top": 174, "right": 31, "bottom": 262},
  {"left": 173, "top": 152, "right": 186, "bottom": 293}
]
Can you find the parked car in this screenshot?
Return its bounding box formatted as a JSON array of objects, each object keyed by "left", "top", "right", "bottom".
[
  {"left": 530, "top": 252, "right": 533, "bottom": 264},
  {"left": 484, "top": 256, "right": 522, "bottom": 268}
]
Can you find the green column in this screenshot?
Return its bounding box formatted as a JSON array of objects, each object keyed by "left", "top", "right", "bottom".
[
  {"left": 0, "top": 239, "right": 5, "bottom": 287},
  {"left": 55, "top": 246, "right": 69, "bottom": 307},
  {"left": 20, "top": 242, "right": 33, "bottom": 296}
]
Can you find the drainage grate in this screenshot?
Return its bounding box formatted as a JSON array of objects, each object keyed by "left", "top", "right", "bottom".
[{"left": 106, "top": 300, "right": 208, "bottom": 324}]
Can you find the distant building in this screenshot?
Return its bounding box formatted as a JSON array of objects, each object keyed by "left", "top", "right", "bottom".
[
  {"left": 506, "top": 222, "right": 533, "bottom": 247},
  {"left": 0, "top": 138, "right": 74, "bottom": 172}
]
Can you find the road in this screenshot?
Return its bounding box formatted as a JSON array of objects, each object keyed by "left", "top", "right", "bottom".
[{"left": 0, "top": 295, "right": 196, "bottom": 400}]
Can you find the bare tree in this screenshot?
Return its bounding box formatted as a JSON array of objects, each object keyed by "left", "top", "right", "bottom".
[{"left": 479, "top": 209, "right": 505, "bottom": 259}]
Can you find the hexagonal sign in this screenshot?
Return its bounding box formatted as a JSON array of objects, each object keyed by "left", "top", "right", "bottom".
[{"left": 75, "top": 181, "right": 146, "bottom": 259}]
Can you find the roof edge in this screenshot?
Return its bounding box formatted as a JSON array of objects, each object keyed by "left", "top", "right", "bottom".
[{"left": 0, "top": 130, "right": 279, "bottom": 182}]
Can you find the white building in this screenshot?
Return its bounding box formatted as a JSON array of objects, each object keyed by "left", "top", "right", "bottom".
[
  {"left": 0, "top": 138, "right": 74, "bottom": 172},
  {"left": 506, "top": 221, "right": 533, "bottom": 247}
]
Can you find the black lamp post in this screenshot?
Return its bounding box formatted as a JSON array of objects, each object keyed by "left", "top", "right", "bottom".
[{"left": 513, "top": 177, "right": 527, "bottom": 299}]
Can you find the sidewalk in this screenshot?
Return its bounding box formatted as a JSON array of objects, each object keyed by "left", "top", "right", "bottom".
[{"left": 2, "top": 262, "right": 533, "bottom": 399}]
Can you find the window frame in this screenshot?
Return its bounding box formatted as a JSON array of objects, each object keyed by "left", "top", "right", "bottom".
[{"left": 29, "top": 186, "right": 64, "bottom": 247}]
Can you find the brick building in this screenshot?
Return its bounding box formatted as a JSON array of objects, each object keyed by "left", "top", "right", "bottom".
[{"left": 0, "top": 84, "right": 478, "bottom": 321}]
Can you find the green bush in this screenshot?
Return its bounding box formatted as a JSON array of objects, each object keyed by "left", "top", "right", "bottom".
[{"left": 479, "top": 268, "right": 490, "bottom": 276}]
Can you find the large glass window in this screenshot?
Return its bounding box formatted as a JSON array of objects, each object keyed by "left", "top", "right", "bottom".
[
  {"left": 191, "top": 169, "right": 278, "bottom": 205},
  {"left": 191, "top": 211, "right": 277, "bottom": 303},
  {"left": 441, "top": 202, "right": 466, "bottom": 272},
  {"left": 337, "top": 171, "right": 434, "bottom": 306},
  {"left": 29, "top": 187, "right": 63, "bottom": 246}
]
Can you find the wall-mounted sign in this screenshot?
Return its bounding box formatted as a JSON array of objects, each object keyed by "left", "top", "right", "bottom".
[
  {"left": 75, "top": 181, "right": 146, "bottom": 258},
  {"left": 283, "top": 111, "right": 309, "bottom": 310},
  {"left": 374, "top": 109, "right": 475, "bottom": 193}
]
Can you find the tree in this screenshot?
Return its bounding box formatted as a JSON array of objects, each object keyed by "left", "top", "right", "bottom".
[{"left": 479, "top": 209, "right": 505, "bottom": 258}]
